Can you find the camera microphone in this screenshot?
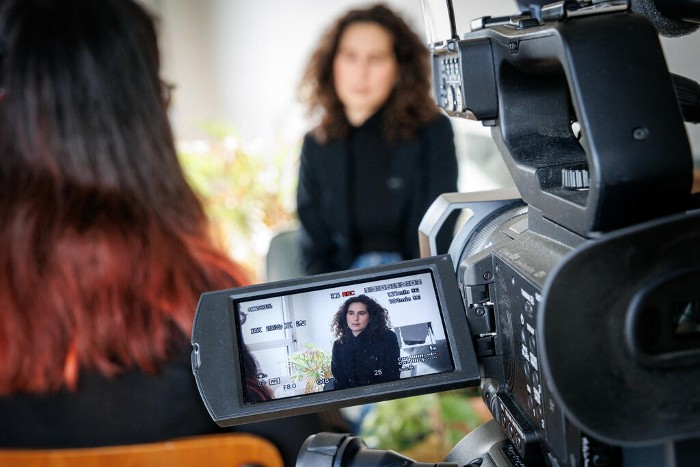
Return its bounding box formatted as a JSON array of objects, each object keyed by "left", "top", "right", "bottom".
[{"left": 630, "top": 0, "right": 700, "bottom": 36}]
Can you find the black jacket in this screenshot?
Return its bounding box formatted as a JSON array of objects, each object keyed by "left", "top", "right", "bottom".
[
  {"left": 331, "top": 329, "right": 400, "bottom": 389},
  {"left": 296, "top": 114, "right": 458, "bottom": 275}
]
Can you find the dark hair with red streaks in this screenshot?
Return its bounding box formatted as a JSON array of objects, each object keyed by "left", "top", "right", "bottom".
[{"left": 0, "top": 0, "right": 248, "bottom": 395}]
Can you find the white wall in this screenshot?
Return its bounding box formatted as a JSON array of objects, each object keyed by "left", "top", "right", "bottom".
[{"left": 145, "top": 1, "right": 700, "bottom": 181}]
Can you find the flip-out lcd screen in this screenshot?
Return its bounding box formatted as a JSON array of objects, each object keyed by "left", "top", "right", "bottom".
[
  {"left": 237, "top": 270, "right": 454, "bottom": 403},
  {"left": 192, "top": 255, "right": 480, "bottom": 426}
]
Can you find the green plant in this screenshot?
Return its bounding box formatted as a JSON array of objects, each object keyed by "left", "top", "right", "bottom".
[
  {"left": 359, "top": 388, "right": 487, "bottom": 460},
  {"left": 177, "top": 123, "right": 299, "bottom": 278},
  {"left": 288, "top": 343, "right": 332, "bottom": 394}
]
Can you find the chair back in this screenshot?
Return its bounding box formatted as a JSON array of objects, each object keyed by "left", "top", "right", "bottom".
[
  {"left": 265, "top": 228, "right": 303, "bottom": 281},
  {"left": 0, "top": 433, "right": 284, "bottom": 467}
]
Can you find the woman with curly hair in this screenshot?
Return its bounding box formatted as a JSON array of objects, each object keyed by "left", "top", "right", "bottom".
[
  {"left": 296, "top": 3, "right": 459, "bottom": 275},
  {"left": 330, "top": 295, "right": 400, "bottom": 389}
]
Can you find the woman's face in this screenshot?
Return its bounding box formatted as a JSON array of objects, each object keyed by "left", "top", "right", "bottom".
[
  {"left": 346, "top": 302, "right": 370, "bottom": 336},
  {"left": 333, "top": 21, "right": 399, "bottom": 126}
]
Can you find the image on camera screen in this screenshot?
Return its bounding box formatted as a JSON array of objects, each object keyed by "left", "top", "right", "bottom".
[{"left": 236, "top": 270, "right": 454, "bottom": 403}]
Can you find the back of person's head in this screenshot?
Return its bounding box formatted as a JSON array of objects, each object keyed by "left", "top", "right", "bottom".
[
  {"left": 0, "top": 0, "right": 247, "bottom": 395},
  {"left": 0, "top": 0, "right": 186, "bottom": 211},
  {"left": 300, "top": 3, "right": 438, "bottom": 143}
]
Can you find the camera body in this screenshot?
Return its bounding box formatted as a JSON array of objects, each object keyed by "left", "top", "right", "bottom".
[
  {"left": 419, "top": 2, "right": 700, "bottom": 465},
  {"left": 429, "top": 4, "right": 691, "bottom": 238}
]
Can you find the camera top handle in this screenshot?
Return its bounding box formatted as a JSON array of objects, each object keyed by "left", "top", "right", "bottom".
[{"left": 433, "top": 10, "right": 693, "bottom": 238}]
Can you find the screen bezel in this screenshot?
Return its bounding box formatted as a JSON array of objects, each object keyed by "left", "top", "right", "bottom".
[{"left": 192, "top": 254, "right": 480, "bottom": 426}]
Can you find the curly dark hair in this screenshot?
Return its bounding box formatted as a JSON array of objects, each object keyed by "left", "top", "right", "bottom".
[
  {"left": 331, "top": 294, "right": 392, "bottom": 343},
  {"left": 298, "top": 3, "right": 440, "bottom": 143}
]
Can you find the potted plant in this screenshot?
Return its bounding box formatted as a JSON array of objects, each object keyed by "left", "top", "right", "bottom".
[{"left": 288, "top": 344, "right": 332, "bottom": 394}]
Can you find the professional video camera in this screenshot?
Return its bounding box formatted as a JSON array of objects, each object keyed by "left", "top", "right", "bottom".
[{"left": 192, "top": 1, "right": 700, "bottom": 465}]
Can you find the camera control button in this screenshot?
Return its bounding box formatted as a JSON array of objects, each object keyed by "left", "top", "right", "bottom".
[{"left": 562, "top": 167, "right": 590, "bottom": 190}]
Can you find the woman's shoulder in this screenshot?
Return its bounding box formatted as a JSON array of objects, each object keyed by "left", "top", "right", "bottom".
[
  {"left": 303, "top": 129, "right": 346, "bottom": 148},
  {"left": 303, "top": 130, "right": 320, "bottom": 145},
  {"left": 301, "top": 130, "right": 348, "bottom": 165},
  {"left": 422, "top": 112, "right": 454, "bottom": 137}
]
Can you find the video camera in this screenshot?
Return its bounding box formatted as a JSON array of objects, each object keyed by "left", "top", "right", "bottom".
[{"left": 192, "top": 1, "right": 700, "bottom": 465}]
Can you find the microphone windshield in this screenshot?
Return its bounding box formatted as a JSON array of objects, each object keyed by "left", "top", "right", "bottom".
[{"left": 630, "top": 0, "right": 700, "bottom": 37}]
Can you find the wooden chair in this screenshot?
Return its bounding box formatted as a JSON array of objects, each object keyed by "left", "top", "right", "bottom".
[{"left": 0, "top": 433, "right": 284, "bottom": 467}]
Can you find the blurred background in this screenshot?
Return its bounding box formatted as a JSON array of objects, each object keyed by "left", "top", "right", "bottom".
[{"left": 139, "top": 0, "right": 700, "bottom": 278}]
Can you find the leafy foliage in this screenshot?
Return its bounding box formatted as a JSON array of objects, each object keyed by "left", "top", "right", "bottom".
[
  {"left": 288, "top": 343, "right": 333, "bottom": 394},
  {"left": 177, "top": 124, "right": 299, "bottom": 278},
  {"left": 360, "top": 388, "right": 488, "bottom": 460}
]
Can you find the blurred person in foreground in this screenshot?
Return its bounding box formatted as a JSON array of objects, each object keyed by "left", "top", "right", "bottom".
[
  {"left": 0, "top": 0, "right": 333, "bottom": 462},
  {"left": 296, "top": 3, "right": 459, "bottom": 275}
]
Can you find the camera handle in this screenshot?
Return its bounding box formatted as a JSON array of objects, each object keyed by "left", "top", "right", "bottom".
[
  {"left": 432, "top": 13, "right": 693, "bottom": 238},
  {"left": 488, "top": 12, "right": 692, "bottom": 236}
]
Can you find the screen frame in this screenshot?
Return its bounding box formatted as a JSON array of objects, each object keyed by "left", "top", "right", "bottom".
[{"left": 192, "top": 254, "right": 480, "bottom": 426}]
